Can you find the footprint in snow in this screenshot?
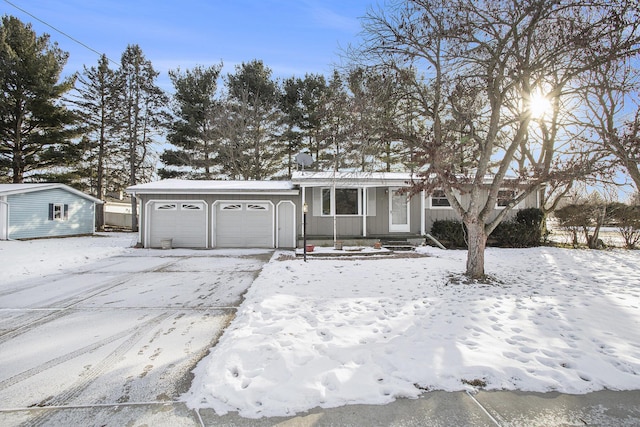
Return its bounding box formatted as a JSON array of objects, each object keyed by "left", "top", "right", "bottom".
[{"left": 317, "top": 329, "right": 333, "bottom": 341}]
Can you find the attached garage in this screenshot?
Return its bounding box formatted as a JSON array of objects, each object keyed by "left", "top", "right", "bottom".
[
  {"left": 215, "top": 201, "right": 273, "bottom": 247},
  {"left": 127, "top": 179, "right": 299, "bottom": 249},
  {"left": 147, "top": 200, "right": 207, "bottom": 248}
]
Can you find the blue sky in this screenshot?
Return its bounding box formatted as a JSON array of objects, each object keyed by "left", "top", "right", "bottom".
[{"left": 2, "top": 0, "right": 376, "bottom": 89}]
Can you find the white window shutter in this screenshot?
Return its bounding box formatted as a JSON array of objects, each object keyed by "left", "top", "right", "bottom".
[
  {"left": 312, "top": 187, "right": 322, "bottom": 216},
  {"left": 367, "top": 188, "right": 377, "bottom": 216}
]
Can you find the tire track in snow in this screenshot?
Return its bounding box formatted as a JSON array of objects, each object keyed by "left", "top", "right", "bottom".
[
  {"left": 0, "top": 311, "right": 168, "bottom": 391},
  {"left": 0, "top": 260, "right": 181, "bottom": 344},
  {"left": 0, "top": 278, "right": 129, "bottom": 345},
  {"left": 21, "top": 311, "right": 172, "bottom": 426}
]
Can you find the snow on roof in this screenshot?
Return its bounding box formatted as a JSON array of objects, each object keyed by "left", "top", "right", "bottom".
[
  {"left": 291, "top": 171, "right": 417, "bottom": 186},
  {"left": 0, "top": 183, "right": 102, "bottom": 203},
  {"left": 291, "top": 171, "right": 532, "bottom": 187},
  {"left": 126, "top": 179, "right": 297, "bottom": 194},
  {"left": 0, "top": 183, "right": 58, "bottom": 193}
]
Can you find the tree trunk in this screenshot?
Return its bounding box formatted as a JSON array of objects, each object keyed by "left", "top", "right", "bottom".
[
  {"left": 95, "top": 203, "right": 104, "bottom": 232},
  {"left": 465, "top": 221, "right": 487, "bottom": 279},
  {"left": 539, "top": 211, "right": 549, "bottom": 243}
]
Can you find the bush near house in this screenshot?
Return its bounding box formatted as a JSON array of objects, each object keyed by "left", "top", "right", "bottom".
[
  {"left": 431, "top": 208, "right": 544, "bottom": 249},
  {"left": 431, "top": 220, "right": 467, "bottom": 248},
  {"left": 491, "top": 208, "right": 544, "bottom": 248}
]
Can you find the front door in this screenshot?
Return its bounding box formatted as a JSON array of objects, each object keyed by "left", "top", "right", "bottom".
[{"left": 389, "top": 187, "right": 410, "bottom": 233}]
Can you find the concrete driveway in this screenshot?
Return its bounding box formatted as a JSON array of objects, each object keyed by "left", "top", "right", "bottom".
[{"left": 0, "top": 248, "right": 273, "bottom": 426}]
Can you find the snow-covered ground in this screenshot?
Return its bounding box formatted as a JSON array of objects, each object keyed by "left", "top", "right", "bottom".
[
  {"left": 0, "top": 233, "right": 138, "bottom": 283},
  {"left": 2, "top": 235, "right": 639, "bottom": 420},
  {"left": 185, "top": 246, "right": 640, "bottom": 418}
]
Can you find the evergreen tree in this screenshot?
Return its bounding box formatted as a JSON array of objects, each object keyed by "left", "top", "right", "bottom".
[
  {"left": 72, "top": 54, "right": 123, "bottom": 229},
  {"left": 161, "top": 64, "right": 223, "bottom": 179},
  {"left": 118, "top": 44, "right": 167, "bottom": 230},
  {"left": 317, "top": 71, "right": 350, "bottom": 170},
  {"left": 220, "top": 60, "right": 284, "bottom": 179},
  {"left": 280, "top": 76, "right": 304, "bottom": 176},
  {"left": 0, "top": 15, "right": 78, "bottom": 183}
]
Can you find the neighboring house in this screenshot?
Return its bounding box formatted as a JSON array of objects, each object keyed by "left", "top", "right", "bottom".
[
  {"left": 126, "top": 172, "right": 542, "bottom": 249},
  {"left": 0, "top": 184, "right": 103, "bottom": 240},
  {"left": 104, "top": 198, "right": 133, "bottom": 229}
]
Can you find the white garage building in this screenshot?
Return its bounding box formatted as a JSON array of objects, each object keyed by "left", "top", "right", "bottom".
[{"left": 126, "top": 179, "right": 299, "bottom": 249}]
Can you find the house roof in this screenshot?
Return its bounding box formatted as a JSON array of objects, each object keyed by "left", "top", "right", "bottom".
[
  {"left": 291, "top": 171, "right": 418, "bottom": 187},
  {"left": 126, "top": 179, "right": 299, "bottom": 195},
  {"left": 0, "top": 183, "right": 103, "bottom": 203}
]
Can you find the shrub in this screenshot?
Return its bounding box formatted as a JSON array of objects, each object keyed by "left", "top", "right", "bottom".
[
  {"left": 491, "top": 208, "right": 544, "bottom": 248},
  {"left": 430, "top": 208, "right": 544, "bottom": 248},
  {"left": 430, "top": 220, "right": 467, "bottom": 248},
  {"left": 607, "top": 203, "right": 640, "bottom": 249}
]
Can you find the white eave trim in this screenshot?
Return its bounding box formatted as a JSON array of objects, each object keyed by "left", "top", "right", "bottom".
[
  {"left": 0, "top": 183, "right": 103, "bottom": 204},
  {"left": 127, "top": 189, "right": 300, "bottom": 196}
]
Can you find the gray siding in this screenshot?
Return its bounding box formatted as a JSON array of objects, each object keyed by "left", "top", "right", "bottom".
[
  {"left": 8, "top": 188, "right": 95, "bottom": 239},
  {"left": 303, "top": 186, "right": 423, "bottom": 237},
  {"left": 135, "top": 185, "right": 541, "bottom": 245},
  {"left": 137, "top": 193, "right": 299, "bottom": 248},
  {"left": 424, "top": 189, "right": 540, "bottom": 233}
]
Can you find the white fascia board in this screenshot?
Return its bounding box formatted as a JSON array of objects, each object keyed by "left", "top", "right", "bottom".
[
  {"left": 127, "top": 189, "right": 299, "bottom": 196},
  {"left": 0, "top": 183, "right": 103, "bottom": 204}
]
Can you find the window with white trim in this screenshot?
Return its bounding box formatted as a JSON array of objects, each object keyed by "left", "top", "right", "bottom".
[
  {"left": 496, "top": 190, "right": 516, "bottom": 208},
  {"left": 247, "top": 203, "right": 269, "bottom": 211},
  {"left": 156, "top": 203, "right": 177, "bottom": 211},
  {"left": 48, "top": 203, "right": 69, "bottom": 221},
  {"left": 221, "top": 203, "right": 242, "bottom": 210},
  {"left": 321, "top": 188, "right": 360, "bottom": 216},
  {"left": 430, "top": 190, "right": 451, "bottom": 208},
  {"left": 181, "top": 203, "right": 203, "bottom": 210}
]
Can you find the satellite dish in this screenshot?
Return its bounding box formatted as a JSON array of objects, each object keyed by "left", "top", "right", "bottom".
[{"left": 295, "top": 152, "right": 314, "bottom": 169}]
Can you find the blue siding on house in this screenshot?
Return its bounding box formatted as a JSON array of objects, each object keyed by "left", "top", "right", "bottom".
[{"left": 8, "top": 188, "right": 95, "bottom": 239}]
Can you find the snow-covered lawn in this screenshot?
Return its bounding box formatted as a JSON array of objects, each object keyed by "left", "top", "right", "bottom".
[
  {"left": 2, "top": 235, "right": 639, "bottom": 420},
  {"left": 0, "top": 233, "right": 138, "bottom": 283},
  {"left": 185, "top": 246, "right": 640, "bottom": 418}
]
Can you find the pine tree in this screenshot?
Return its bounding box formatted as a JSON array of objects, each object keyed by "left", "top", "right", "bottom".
[
  {"left": 72, "top": 54, "right": 123, "bottom": 228},
  {"left": 161, "top": 64, "right": 223, "bottom": 179},
  {"left": 0, "top": 15, "right": 79, "bottom": 183},
  {"left": 220, "top": 60, "right": 284, "bottom": 180},
  {"left": 118, "top": 44, "right": 167, "bottom": 231}
]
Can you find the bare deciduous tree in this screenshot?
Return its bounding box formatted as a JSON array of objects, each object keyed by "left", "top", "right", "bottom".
[{"left": 356, "top": 0, "right": 640, "bottom": 278}]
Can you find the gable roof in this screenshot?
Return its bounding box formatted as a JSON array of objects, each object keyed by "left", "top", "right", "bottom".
[
  {"left": 0, "top": 183, "right": 103, "bottom": 203},
  {"left": 126, "top": 179, "right": 298, "bottom": 195}
]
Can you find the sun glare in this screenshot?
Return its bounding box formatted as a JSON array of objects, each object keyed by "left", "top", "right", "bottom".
[{"left": 528, "top": 91, "right": 552, "bottom": 119}]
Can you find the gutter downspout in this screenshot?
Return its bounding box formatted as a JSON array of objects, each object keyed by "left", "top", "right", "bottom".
[
  {"left": 420, "top": 189, "right": 426, "bottom": 236},
  {"left": 362, "top": 187, "right": 367, "bottom": 238},
  {"left": 301, "top": 186, "right": 306, "bottom": 248}
]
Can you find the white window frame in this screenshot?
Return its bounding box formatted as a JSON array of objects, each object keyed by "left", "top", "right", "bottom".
[
  {"left": 495, "top": 189, "right": 523, "bottom": 209},
  {"left": 220, "top": 203, "right": 243, "bottom": 211},
  {"left": 429, "top": 189, "right": 452, "bottom": 209},
  {"left": 155, "top": 203, "right": 177, "bottom": 211},
  {"left": 321, "top": 187, "right": 361, "bottom": 216},
  {"left": 181, "top": 202, "right": 204, "bottom": 210},
  {"left": 247, "top": 203, "right": 270, "bottom": 211},
  {"left": 53, "top": 203, "right": 64, "bottom": 220}
]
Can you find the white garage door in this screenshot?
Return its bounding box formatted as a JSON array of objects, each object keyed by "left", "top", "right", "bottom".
[
  {"left": 148, "top": 201, "right": 207, "bottom": 248},
  {"left": 215, "top": 201, "right": 273, "bottom": 248}
]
